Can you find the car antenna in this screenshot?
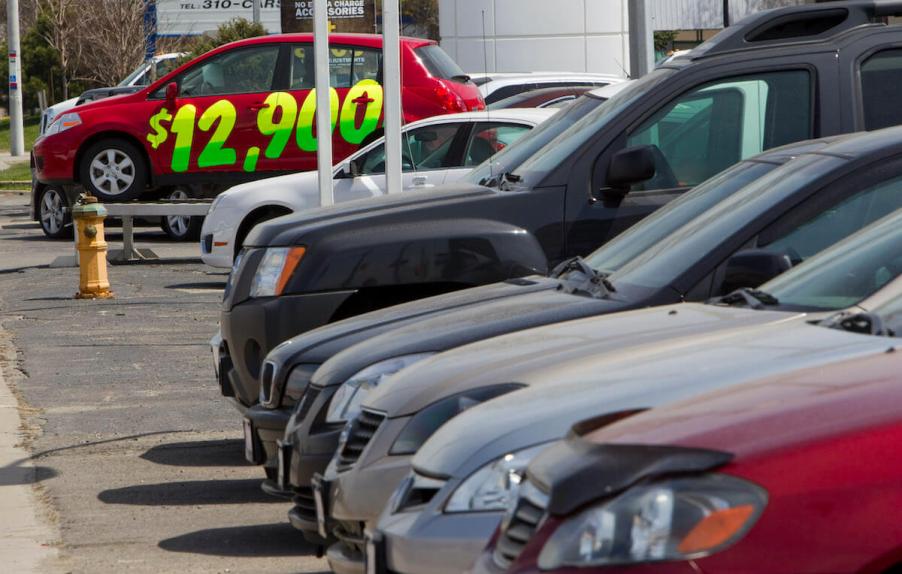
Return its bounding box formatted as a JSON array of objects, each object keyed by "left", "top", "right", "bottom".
[{"left": 482, "top": 9, "right": 492, "bottom": 181}]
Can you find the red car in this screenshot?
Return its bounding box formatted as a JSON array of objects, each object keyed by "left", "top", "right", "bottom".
[
  {"left": 480, "top": 345, "right": 902, "bottom": 574},
  {"left": 33, "top": 34, "right": 483, "bottom": 201}
]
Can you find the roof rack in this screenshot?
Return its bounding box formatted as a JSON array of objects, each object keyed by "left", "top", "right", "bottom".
[{"left": 688, "top": 1, "right": 902, "bottom": 61}]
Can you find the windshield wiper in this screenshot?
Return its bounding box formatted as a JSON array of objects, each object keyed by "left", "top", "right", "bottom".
[
  {"left": 820, "top": 311, "right": 894, "bottom": 337},
  {"left": 498, "top": 172, "right": 523, "bottom": 191},
  {"left": 550, "top": 256, "right": 616, "bottom": 299},
  {"left": 711, "top": 288, "right": 779, "bottom": 310}
]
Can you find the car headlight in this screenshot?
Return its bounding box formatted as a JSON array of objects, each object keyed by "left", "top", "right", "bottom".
[
  {"left": 390, "top": 384, "right": 525, "bottom": 455},
  {"left": 249, "top": 246, "right": 307, "bottom": 298},
  {"left": 445, "top": 443, "right": 550, "bottom": 513},
  {"left": 45, "top": 112, "right": 82, "bottom": 136},
  {"left": 537, "top": 474, "right": 767, "bottom": 568},
  {"left": 325, "top": 353, "right": 437, "bottom": 424}
]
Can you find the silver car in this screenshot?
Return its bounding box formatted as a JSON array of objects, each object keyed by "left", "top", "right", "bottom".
[{"left": 323, "top": 210, "right": 902, "bottom": 574}]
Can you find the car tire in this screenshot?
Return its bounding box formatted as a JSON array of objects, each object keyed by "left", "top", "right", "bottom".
[
  {"left": 160, "top": 188, "right": 204, "bottom": 242},
  {"left": 38, "top": 186, "right": 73, "bottom": 239},
  {"left": 79, "top": 138, "right": 148, "bottom": 201}
]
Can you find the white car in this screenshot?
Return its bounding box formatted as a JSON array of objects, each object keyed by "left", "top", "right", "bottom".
[
  {"left": 39, "top": 53, "right": 184, "bottom": 135},
  {"left": 468, "top": 72, "right": 625, "bottom": 105},
  {"left": 200, "top": 108, "right": 558, "bottom": 268}
]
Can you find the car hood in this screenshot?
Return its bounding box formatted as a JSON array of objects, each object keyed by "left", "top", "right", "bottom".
[
  {"left": 266, "top": 277, "right": 561, "bottom": 371},
  {"left": 311, "top": 276, "right": 639, "bottom": 388},
  {"left": 411, "top": 320, "right": 897, "bottom": 478},
  {"left": 218, "top": 171, "right": 320, "bottom": 210},
  {"left": 586, "top": 349, "right": 902, "bottom": 460},
  {"left": 244, "top": 182, "right": 496, "bottom": 247},
  {"left": 365, "top": 304, "right": 804, "bottom": 417}
]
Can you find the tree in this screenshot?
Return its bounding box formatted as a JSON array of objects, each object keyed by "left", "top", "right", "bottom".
[
  {"left": 185, "top": 18, "right": 267, "bottom": 61},
  {"left": 77, "top": 0, "right": 146, "bottom": 87},
  {"left": 34, "top": 0, "right": 85, "bottom": 100}
]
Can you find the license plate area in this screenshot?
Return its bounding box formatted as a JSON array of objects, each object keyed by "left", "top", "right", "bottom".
[
  {"left": 276, "top": 440, "right": 292, "bottom": 491},
  {"left": 312, "top": 473, "right": 330, "bottom": 539}
]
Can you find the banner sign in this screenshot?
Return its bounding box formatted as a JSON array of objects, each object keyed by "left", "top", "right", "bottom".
[
  {"left": 156, "top": 0, "right": 283, "bottom": 36},
  {"left": 281, "top": 0, "right": 376, "bottom": 33}
]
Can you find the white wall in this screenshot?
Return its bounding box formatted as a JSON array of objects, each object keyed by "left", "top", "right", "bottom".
[{"left": 439, "top": 0, "right": 631, "bottom": 76}]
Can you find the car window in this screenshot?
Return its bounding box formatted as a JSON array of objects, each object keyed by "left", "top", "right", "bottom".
[
  {"left": 762, "top": 211, "right": 902, "bottom": 310},
  {"left": 486, "top": 84, "right": 537, "bottom": 104},
  {"left": 464, "top": 123, "right": 533, "bottom": 166},
  {"left": 358, "top": 124, "right": 461, "bottom": 174},
  {"left": 415, "top": 44, "right": 465, "bottom": 80},
  {"left": 328, "top": 47, "right": 381, "bottom": 88},
  {"left": 874, "top": 292, "right": 902, "bottom": 335},
  {"left": 758, "top": 173, "right": 902, "bottom": 264},
  {"left": 178, "top": 45, "right": 280, "bottom": 97},
  {"left": 860, "top": 49, "right": 902, "bottom": 130},
  {"left": 626, "top": 71, "right": 811, "bottom": 190}
]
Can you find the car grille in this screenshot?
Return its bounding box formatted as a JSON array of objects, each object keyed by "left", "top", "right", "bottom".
[
  {"left": 293, "top": 486, "right": 318, "bottom": 521},
  {"left": 334, "top": 520, "right": 366, "bottom": 554},
  {"left": 492, "top": 480, "right": 550, "bottom": 570},
  {"left": 259, "top": 361, "right": 277, "bottom": 404},
  {"left": 202, "top": 233, "right": 213, "bottom": 254},
  {"left": 335, "top": 408, "right": 386, "bottom": 472},
  {"left": 295, "top": 385, "right": 321, "bottom": 422}
]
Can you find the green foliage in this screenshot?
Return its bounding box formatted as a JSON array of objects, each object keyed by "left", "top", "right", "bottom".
[
  {"left": 185, "top": 18, "right": 268, "bottom": 61},
  {"left": 654, "top": 31, "right": 678, "bottom": 52},
  {"left": 0, "top": 115, "right": 42, "bottom": 153}
]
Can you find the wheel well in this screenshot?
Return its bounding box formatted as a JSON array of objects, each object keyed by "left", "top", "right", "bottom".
[
  {"left": 74, "top": 131, "right": 153, "bottom": 185},
  {"left": 329, "top": 282, "right": 472, "bottom": 323},
  {"left": 234, "top": 205, "right": 293, "bottom": 257}
]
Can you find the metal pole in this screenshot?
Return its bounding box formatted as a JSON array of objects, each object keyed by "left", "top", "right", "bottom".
[
  {"left": 313, "top": 0, "right": 334, "bottom": 206},
  {"left": 382, "top": 0, "right": 403, "bottom": 194},
  {"left": 253, "top": 0, "right": 261, "bottom": 24},
  {"left": 7, "top": 0, "right": 25, "bottom": 157},
  {"left": 723, "top": 0, "right": 730, "bottom": 27},
  {"left": 627, "top": 0, "right": 654, "bottom": 78}
]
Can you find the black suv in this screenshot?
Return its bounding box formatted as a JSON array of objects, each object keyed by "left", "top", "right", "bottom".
[{"left": 219, "top": 2, "right": 902, "bottom": 422}]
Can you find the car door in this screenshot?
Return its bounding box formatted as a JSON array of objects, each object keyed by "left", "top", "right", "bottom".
[
  {"left": 447, "top": 121, "right": 537, "bottom": 184},
  {"left": 332, "top": 122, "right": 468, "bottom": 201},
  {"left": 285, "top": 44, "right": 385, "bottom": 173},
  {"left": 150, "top": 43, "right": 283, "bottom": 177},
  {"left": 563, "top": 67, "right": 817, "bottom": 258}
]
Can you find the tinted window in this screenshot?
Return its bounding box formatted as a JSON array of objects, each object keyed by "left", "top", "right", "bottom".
[
  {"left": 486, "top": 84, "right": 536, "bottom": 104},
  {"left": 178, "top": 45, "right": 279, "bottom": 96},
  {"left": 358, "top": 123, "right": 461, "bottom": 174},
  {"left": 763, "top": 211, "right": 902, "bottom": 310},
  {"left": 464, "top": 122, "right": 533, "bottom": 166},
  {"left": 860, "top": 49, "right": 902, "bottom": 130},
  {"left": 415, "top": 44, "right": 465, "bottom": 80},
  {"left": 627, "top": 71, "right": 812, "bottom": 189}
]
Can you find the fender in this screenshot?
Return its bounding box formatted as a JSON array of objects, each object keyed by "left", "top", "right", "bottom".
[{"left": 284, "top": 218, "right": 549, "bottom": 294}]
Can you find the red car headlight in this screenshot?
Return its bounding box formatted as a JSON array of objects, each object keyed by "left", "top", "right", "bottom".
[{"left": 538, "top": 473, "right": 767, "bottom": 568}]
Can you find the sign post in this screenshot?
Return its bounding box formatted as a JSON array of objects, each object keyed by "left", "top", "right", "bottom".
[
  {"left": 627, "top": 0, "right": 655, "bottom": 78},
  {"left": 313, "top": 0, "right": 334, "bottom": 207},
  {"left": 382, "top": 0, "right": 402, "bottom": 195},
  {"left": 6, "top": 0, "right": 24, "bottom": 157}
]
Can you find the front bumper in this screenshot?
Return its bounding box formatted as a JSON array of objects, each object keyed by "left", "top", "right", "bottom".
[
  {"left": 199, "top": 207, "right": 238, "bottom": 268},
  {"left": 32, "top": 130, "right": 80, "bottom": 184},
  {"left": 379, "top": 508, "right": 502, "bottom": 574},
  {"left": 220, "top": 289, "right": 355, "bottom": 407},
  {"left": 245, "top": 404, "right": 292, "bottom": 469}
]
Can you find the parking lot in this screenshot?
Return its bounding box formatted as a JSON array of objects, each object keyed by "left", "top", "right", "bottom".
[{"left": 0, "top": 192, "right": 328, "bottom": 573}]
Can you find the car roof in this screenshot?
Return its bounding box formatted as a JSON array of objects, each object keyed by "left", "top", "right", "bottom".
[
  {"left": 589, "top": 348, "right": 902, "bottom": 461},
  {"left": 403, "top": 107, "right": 559, "bottom": 128},
  {"left": 586, "top": 80, "right": 634, "bottom": 99},
  {"left": 471, "top": 73, "right": 626, "bottom": 93},
  {"left": 220, "top": 32, "right": 433, "bottom": 50}
]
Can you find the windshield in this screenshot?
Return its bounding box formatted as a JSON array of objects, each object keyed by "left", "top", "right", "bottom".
[
  {"left": 465, "top": 94, "right": 607, "bottom": 187},
  {"left": 872, "top": 291, "right": 902, "bottom": 335},
  {"left": 599, "top": 154, "right": 846, "bottom": 290},
  {"left": 585, "top": 160, "right": 780, "bottom": 274},
  {"left": 415, "top": 45, "right": 466, "bottom": 80},
  {"left": 509, "top": 68, "right": 675, "bottom": 187},
  {"left": 761, "top": 210, "right": 902, "bottom": 310},
  {"left": 117, "top": 61, "right": 149, "bottom": 87}
]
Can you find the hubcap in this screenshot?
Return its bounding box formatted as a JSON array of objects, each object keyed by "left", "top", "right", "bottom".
[
  {"left": 89, "top": 149, "right": 136, "bottom": 196},
  {"left": 40, "top": 189, "right": 65, "bottom": 234},
  {"left": 166, "top": 189, "right": 191, "bottom": 237}
]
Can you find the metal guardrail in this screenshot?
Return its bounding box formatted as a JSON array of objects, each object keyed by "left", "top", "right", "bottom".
[{"left": 102, "top": 201, "right": 211, "bottom": 262}]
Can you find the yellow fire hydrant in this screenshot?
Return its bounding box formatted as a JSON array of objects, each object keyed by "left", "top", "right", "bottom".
[{"left": 72, "top": 195, "right": 114, "bottom": 299}]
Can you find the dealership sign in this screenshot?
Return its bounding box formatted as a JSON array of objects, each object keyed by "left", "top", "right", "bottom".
[
  {"left": 281, "top": 0, "right": 376, "bottom": 33},
  {"left": 156, "top": 0, "right": 283, "bottom": 36}
]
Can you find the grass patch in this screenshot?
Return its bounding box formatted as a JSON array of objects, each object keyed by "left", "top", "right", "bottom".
[
  {"left": 0, "top": 160, "right": 32, "bottom": 191},
  {"left": 0, "top": 116, "right": 41, "bottom": 153}
]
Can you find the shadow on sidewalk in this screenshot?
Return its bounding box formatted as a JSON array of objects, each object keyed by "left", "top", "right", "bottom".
[
  {"left": 98, "top": 478, "right": 282, "bottom": 506},
  {"left": 159, "top": 522, "right": 318, "bottom": 557},
  {"left": 0, "top": 464, "right": 57, "bottom": 486},
  {"left": 140, "top": 438, "right": 247, "bottom": 467}
]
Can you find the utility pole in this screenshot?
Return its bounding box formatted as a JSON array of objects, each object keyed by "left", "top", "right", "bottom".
[
  {"left": 7, "top": 0, "right": 25, "bottom": 157},
  {"left": 382, "top": 0, "right": 403, "bottom": 194},
  {"left": 627, "top": 0, "right": 655, "bottom": 78},
  {"left": 253, "top": 0, "right": 261, "bottom": 24},
  {"left": 313, "top": 0, "right": 334, "bottom": 206}
]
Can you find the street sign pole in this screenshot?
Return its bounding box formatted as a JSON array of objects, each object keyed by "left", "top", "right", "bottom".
[
  {"left": 253, "top": 0, "right": 261, "bottom": 24},
  {"left": 627, "top": 0, "right": 655, "bottom": 78},
  {"left": 313, "top": 0, "right": 334, "bottom": 206},
  {"left": 382, "top": 0, "right": 403, "bottom": 194},
  {"left": 6, "top": 0, "right": 25, "bottom": 157}
]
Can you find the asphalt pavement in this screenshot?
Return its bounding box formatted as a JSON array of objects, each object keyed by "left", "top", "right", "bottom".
[{"left": 0, "top": 192, "right": 329, "bottom": 573}]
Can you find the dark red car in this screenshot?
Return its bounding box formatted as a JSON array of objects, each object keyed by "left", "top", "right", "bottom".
[
  {"left": 481, "top": 340, "right": 902, "bottom": 574},
  {"left": 33, "top": 33, "right": 483, "bottom": 201}
]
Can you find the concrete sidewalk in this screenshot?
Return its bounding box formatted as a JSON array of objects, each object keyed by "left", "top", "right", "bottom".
[{"left": 0, "top": 342, "right": 60, "bottom": 573}]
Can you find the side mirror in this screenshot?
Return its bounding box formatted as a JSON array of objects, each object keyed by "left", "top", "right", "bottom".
[
  {"left": 721, "top": 249, "right": 792, "bottom": 295},
  {"left": 607, "top": 145, "right": 657, "bottom": 189},
  {"left": 165, "top": 82, "right": 178, "bottom": 106}
]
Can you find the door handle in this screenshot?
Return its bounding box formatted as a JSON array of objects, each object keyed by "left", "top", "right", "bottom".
[{"left": 412, "top": 176, "right": 428, "bottom": 186}]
